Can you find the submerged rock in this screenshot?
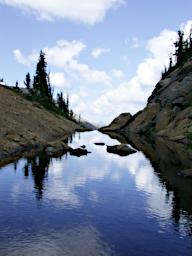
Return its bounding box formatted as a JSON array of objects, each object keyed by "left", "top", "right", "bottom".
[
  {"left": 69, "top": 148, "right": 91, "bottom": 157},
  {"left": 107, "top": 144, "right": 136, "bottom": 156},
  {"left": 179, "top": 169, "right": 192, "bottom": 178},
  {"left": 46, "top": 141, "right": 70, "bottom": 157},
  {"left": 94, "top": 142, "right": 105, "bottom": 146}
]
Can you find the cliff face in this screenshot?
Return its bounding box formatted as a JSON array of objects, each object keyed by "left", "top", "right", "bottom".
[
  {"left": 102, "top": 57, "right": 192, "bottom": 143},
  {"left": 0, "top": 85, "right": 79, "bottom": 164}
]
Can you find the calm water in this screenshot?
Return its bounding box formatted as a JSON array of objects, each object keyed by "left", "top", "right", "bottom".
[{"left": 0, "top": 131, "right": 192, "bottom": 256}]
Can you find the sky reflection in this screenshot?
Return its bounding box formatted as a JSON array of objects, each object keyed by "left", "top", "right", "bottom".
[{"left": 0, "top": 131, "right": 192, "bottom": 255}]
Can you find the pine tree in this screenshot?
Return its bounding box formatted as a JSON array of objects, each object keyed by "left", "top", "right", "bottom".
[
  {"left": 69, "top": 110, "right": 74, "bottom": 120},
  {"left": 189, "top": 28, "right": 192, "bottom": 49},
  {"left": 33, "top": 50, "right": 52, "bottom": 102},
  {"left": 169, "top": 56, "right": 173, "bottom": 70},
  {"left": 15, "top": 81, "right": 19, "bottom": 89},
  {"left": 24, "top": 73, "right": 31, "bottom": 90},
  {"left": 174, "top": 30, "right": 185, "bottom": 66},
  {"left": 57, "top": 92, "right": 68, "bottom": 113},
  {"left": 47, "top": 73, "right": 53, "bottom": 102},
  {"left": 66, "top": 94, "right": 69, "bottom": 114}
]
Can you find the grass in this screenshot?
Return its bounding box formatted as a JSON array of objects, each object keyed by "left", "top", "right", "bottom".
[{"left": 11, "top": 87, "right": 78, "bottom": 123}]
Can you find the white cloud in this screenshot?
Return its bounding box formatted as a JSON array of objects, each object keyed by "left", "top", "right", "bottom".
[
  {"left": 111, "top": 69, "right": 124, "bottom": 79},
  {"left": 180, "top": 20, "right": 192, "bottom": 39},
  {"left": 13, "top": 40, "right": 111, "bottom": 86},
  {"left": 91, "top": 28, "right": 178, "bottom": 122},
  {"left": 147, "top": 29, "right": 176, "bottom": 59},
  {"left": 0, "top": 0, "right": 124, "bottom": 25},
  {"left": 12, "top": 20, "right": 192, "bottom": 123},
  {"left": 91, "top": 48, "right": 111, "bottom": 59},
  {"left": 13, "top": 49, "right": 30, "bottom": 66},
  {"left": 69, "top": 59, "right": 111, "bottom": 85},
  {"left": 44, "top": 40, "right": 86, "bottom": 68},
  {"left": 49, "top": 72, "right": 70, "bottom": 88},
  {"left": 13, "top": 49, "right": 38, "bottom": 66}
]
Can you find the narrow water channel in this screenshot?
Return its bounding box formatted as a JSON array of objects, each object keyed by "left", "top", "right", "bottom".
[{"left": 0, "top": 131, "right": 192, "bottom": 256}]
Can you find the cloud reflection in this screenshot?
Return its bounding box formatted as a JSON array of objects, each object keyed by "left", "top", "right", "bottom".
[{"left": 1, "top": 225, "right": 114, "bottom": 256}]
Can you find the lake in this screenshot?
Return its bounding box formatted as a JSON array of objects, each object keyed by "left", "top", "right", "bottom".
[{"left": 0, "top": 131, "right": 192, "bottom": 256}]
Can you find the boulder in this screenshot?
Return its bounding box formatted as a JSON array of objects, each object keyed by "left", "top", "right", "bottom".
[
  {"left": 69, "top": 148, "right": 91, "bottom": 157},
  {"left": 107, "top": 144, "right": 136, "bottom": 156}
]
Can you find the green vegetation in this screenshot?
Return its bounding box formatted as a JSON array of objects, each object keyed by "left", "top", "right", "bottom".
[
  {"left": 18, "top": 51, "right": 77, "bottom": 122},
  {"left": 162, "top": 29, "right": 192, "bottom": 79}
]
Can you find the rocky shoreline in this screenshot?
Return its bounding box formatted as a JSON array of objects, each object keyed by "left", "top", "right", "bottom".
[{"left": 0, "top": 85, "right": 90, "bottom": 166}]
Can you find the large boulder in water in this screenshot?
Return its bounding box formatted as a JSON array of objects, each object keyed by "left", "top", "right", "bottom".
[
  {"left": 107, "top": 144, "right": 136, "bottom": 156},
  {"left": 69, "top": 148, "right": 91, "bottom": 157}
]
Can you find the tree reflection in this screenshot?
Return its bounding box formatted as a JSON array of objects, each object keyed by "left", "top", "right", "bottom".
[{"left": 24, "top": 152, "right": 51, "bottom": 200}]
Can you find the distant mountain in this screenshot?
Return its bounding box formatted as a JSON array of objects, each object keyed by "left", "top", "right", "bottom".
[{"left": 81, "top": 120, "right": 98, "bottom": 130}]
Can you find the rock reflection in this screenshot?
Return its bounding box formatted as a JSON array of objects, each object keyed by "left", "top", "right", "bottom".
[{"left": 105, "top": 131, "right": 192, "bottom": 235}]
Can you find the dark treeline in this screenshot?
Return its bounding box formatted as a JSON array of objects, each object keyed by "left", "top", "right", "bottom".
[
  {"left": 162, "top": 29, "right": 192, "bottom": 79},
  {"left": 22, "top": 50, "right": 76, "bottom": 121}
]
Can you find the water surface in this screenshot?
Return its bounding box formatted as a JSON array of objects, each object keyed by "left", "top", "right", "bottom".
[{"left": 0, "top": 131, "right": 192, "bottom": 256}]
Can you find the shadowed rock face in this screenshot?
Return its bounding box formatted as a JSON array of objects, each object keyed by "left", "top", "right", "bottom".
[{"left": 105, "top": 131, "right": 192, "bottom": 220}]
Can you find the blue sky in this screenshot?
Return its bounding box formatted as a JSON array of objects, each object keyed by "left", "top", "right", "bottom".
[{"left": 0, "top": 0, "right": 192, "bottom": 124}]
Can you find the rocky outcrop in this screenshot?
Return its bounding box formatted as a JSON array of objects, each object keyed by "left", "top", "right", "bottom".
[
  {"left": 99, "top": 113, "right": 132, "bottom": 132},
  {"left": 101, "top": 57, "right": 192, "bottom": 144}
]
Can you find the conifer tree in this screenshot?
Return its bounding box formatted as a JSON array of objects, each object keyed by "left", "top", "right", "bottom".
[
  {"left": 24, "top": 73, "right": 31, "bottom": 90},
  {"left": 66, "top": 94, "right": 69, "bottom": 114},
  {"left": 47, "top": 73, "right": 53, "bottom": 103},
  {"left": 15, "top": 81, "right": 19, "bottom": 89},
  {"left": 174, "top": 30, "right": 185, "bottom": 65},
  {"left": 169, "top": 56, "right": 173, "bottom": 70},
  {"left": 33, "top": 50, "right": 52, "bottom": 102},
  {"left": 189, "top": 28, "right": 192, "bottom": 49},
  {"left": 57, "top": 92, "right": 68, "bottom": 113},
  {"left": 69, "top": 110, "right": 74, "bottom": 120}
]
